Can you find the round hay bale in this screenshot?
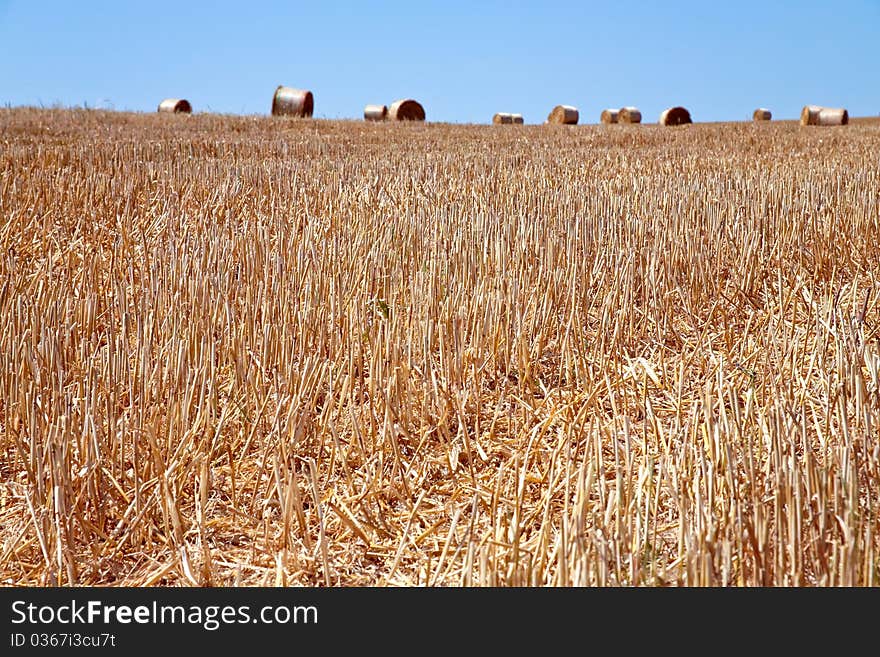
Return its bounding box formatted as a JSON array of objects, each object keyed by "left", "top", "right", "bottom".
[
  {"left": 388, "top": 99, "right": 425, "bottom": 121},
  {"left": 819, "top": 107, "right": 848, "bottom": 125},
  {"left": 801, "top": 105, "right": 848, "bottom": 126},
  {"left": 600, "top": 109, "right": 619, "bottom": 124},
  {"left": 493, "top": 112, "right": 524, "bottom": 124},
  {"left": 547, "top": 105, "right": 579, "bottom": 125},
  {"left": 618, "top": 107, "right": 642, "bottom": 124},
  {"left": 659, "top": 106, "right": 692, "bottom": 126},
  {"left": 752, "top": 108, "right": 772, "bottom": 121},
  {"left": 271, "top": 86, "right": 314, "bottom": 118},
  {"left": 157, "top": 98, "right": 192, "bottom": 114},
  {"left": 800, "top": 105, "right": 821, "bottom": 125},
  {"left": 364, "top": 104, "right": 388, "bottom": 121}
]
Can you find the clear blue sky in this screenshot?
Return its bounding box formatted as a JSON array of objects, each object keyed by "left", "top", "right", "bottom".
[{"left": 1, "top": 0, "right": 877, "bottom": 124}]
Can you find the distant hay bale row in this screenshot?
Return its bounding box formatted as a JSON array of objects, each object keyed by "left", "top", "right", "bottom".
[
  {"left": 157, "top": 99, "right": 192, "bottom": 114},
  {"left": 364, "top": 104, "right": 388, "bottom": 121},
  {"left": 547, "top": 105, "right": 579, "bottom": 125},
  {"left": 363, "top": 100, "right": 425, "bottom": 122},
  {"left": 388, "top": 99, "right": 426, "bottom": 121},
  {"left": 272, "top": 86, "right": 314, "bottom": 118},
  {"left": 161, "top": 88, "right": 424, "bottom": 122},
  {"left": 659, "top": 106, "right": 692, "bottom": 126},
  {"left": 493, "top": 112, "right": 524, "bottom": 125},
  {"left": 601, "top": 107, "right": 641, "bottom": 124},
  {"left": 156, "top": 95, "right": 852, "bottom": 129},
  {"left": 801, "top": 105, "right": 848, "bottom": 126}
]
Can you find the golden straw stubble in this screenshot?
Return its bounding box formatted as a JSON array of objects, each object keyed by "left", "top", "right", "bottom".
[
  {"left": 364, "top": 104, "right": 388, "bottom": 121},
  {"left": 1, "top": 107, "right": 878, "bottom": 588}
]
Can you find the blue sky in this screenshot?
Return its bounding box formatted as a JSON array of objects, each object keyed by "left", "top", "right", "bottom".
[{"left": 0, "top": 0, "right": 877, "bottom": 124}]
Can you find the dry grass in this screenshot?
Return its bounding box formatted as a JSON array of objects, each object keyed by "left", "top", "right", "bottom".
[{"left": 1, "top": 108, "right": 879, "bottom": 587}]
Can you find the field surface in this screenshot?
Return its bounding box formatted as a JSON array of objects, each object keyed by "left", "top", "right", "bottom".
[{"left": 1, "top": 109, "right": 879, "bottom": 586}]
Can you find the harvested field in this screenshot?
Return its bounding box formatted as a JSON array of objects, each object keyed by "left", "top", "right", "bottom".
[{"left": 1, "top": 108, "right": 879, "bottom": 587}]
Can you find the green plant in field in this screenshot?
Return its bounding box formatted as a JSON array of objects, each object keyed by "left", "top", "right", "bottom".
[{"left": 376, "top": 298, "right": 390, "bottom": 320}]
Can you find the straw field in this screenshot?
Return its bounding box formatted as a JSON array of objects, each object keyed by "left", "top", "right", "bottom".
[{"left": 1, "top": 108, "right": 879, "bottom": 586}]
